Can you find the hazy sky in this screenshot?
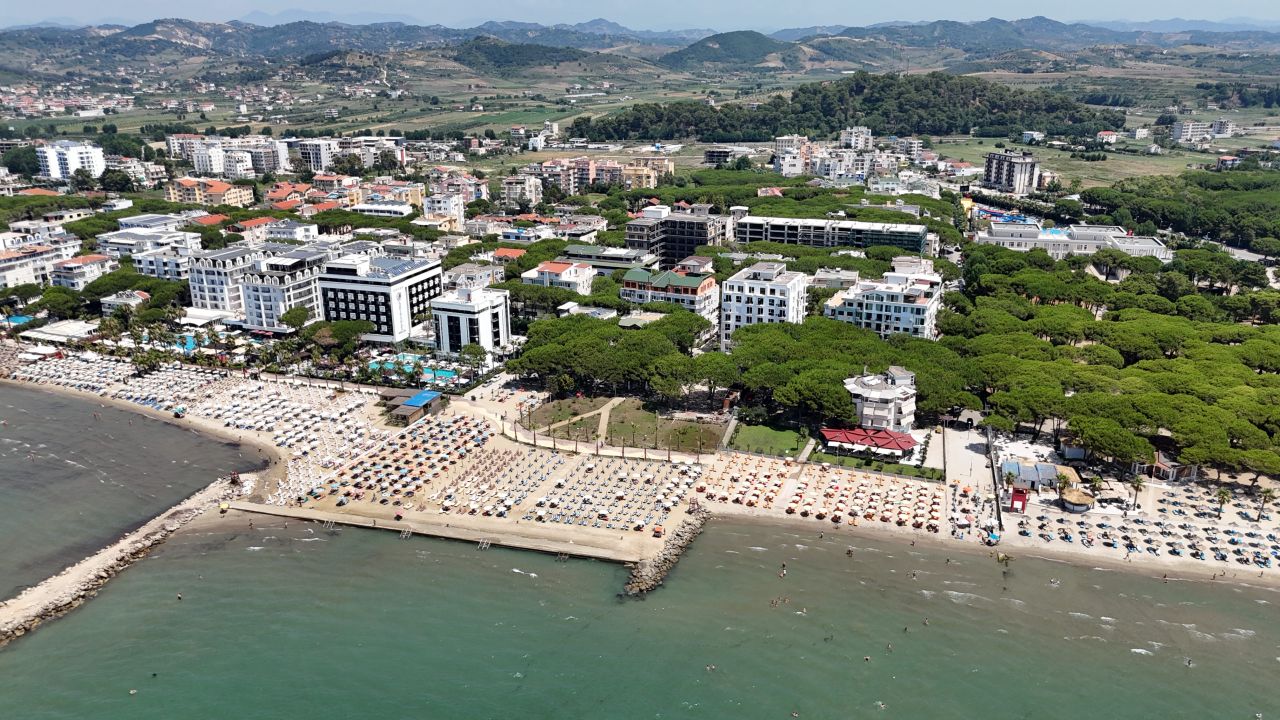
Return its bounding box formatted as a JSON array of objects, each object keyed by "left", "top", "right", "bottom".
[{"left": 13, "top": 0, "right": 1280, "bottom": 30}]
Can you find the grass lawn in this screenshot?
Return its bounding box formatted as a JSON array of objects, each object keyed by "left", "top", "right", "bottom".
[
  {"left": 809, "top": 452, "right": 945, "bottom": 482},
  {"left": 606, "top": 399, "right": 725, "bottom": 453},
  {"left": 543, "top": 416, "right": 599, "bottom": 444},
  {"left": 523, "top": 396, "right": 610, "bottom": 430},
  {"left": 729, "top": 424, "right": 806, "bottom": 457}
]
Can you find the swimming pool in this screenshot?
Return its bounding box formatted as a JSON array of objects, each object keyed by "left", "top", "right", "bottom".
[
  {"left": 368, "top": 360, "right": 459, "bottom": 382},
  {"left": 3, "top": 315, "right": 33, "bottom": 326}
]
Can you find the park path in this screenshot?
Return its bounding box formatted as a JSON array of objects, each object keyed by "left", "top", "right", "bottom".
[
  {"left": 533, "top": 397, "right": 624, "bottom": 435},
  {"left": 595, "top": 397, "right": 624, "bottom": 440}
]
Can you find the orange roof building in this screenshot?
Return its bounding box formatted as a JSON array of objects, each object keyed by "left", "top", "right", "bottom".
[{"left": 163, "top": 177, "right": 254, "bottom": 208}]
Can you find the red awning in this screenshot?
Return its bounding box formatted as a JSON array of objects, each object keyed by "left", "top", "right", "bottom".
[{"left": 820, "top": 427, "right": 917, "bottom": 452}]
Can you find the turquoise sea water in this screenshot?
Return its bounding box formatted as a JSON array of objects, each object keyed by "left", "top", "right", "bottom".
[
  {"left": 1, "top": 514, "right": 1276, "bottom": 719},
  {"left": 0, "top": 384, "right": 262, "bottom": 600}
]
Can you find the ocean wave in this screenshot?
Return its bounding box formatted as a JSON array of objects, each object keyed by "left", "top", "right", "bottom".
[
  {"left": 1220, "top": 628, "right": 1256, "bottom": 640},
  {"left": 1099, "top": 616, "right": 1117, "bottom": 624},
  {"left": 1130, "top": 648, "right": 1153, "bottom": 656},
  {"left": 246, "top": 546, "right": 264, "bottom": 551},
  {"left": 943, "top": 580, "right": 977, "bottom": 587},
  {"left": 724, "top": 550, "right": 740, "bottom": 554},
  {"left": 943, "top": 590, "right": 988, "bottom": 605},
  {"left": 1068, "top": 635, "right": 1107, "bottom": 642},
  {"left": 299, "top": 538, "right": 324, "bottom": 542},
  {"left": 512, "top": 568, "right": 538, "bottom": 578},
  {"left": 1068, "top": 612, "right": 1093, "bottom": 621},
  {"left": 1002, "top": 597, "right": 1026, "bottom": 609},
  {"left": 919, "top": 590, "right": 936, "bottom": 599},
  {"left": 746, "top": 546, "right": 769, "bottom": 552}
]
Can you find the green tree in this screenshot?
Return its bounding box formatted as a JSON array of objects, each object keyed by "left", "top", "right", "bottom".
[
  {"left": 98, "top": 169, "right": 136, "bottom": 193},
  {"left": 280, "top": 305, "right": 311, "bottom": 331},
  {"left": 69, "top": 168, "right": 96, "bottom": 193},
  {"left": 458, "top": 343, "right": 488, "bottom": 373},
  {"left": 1, "top": 145, "right": 39, "bottom": 176}
]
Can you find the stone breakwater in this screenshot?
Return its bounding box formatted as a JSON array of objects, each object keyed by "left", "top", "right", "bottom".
[
  {"left": 0, "top": 478, "right": 238, "bottom": 648},
  {"left": 623, "top": 508, "right": 712, "bottom": 596}
]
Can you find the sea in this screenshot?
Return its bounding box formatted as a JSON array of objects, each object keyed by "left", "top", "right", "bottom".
[
  {"left": 2, "top": 388, "right": 1278, "bottom": 719},
  {"left": 0, "top": 384, "right": 262, "bottom": 600}
]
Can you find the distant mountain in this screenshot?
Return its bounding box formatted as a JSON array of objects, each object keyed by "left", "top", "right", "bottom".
[
  {"left": 768, "top": 26, "right": 846, "bottom": 42},
  {"left": 238, "top": 10, "right": 421, "bottom": 26},
  {"left": 1091, "top": 18, "right": 1280, "bottom": 33},
  {"left": 658, "top": 30, "right": 792, "bottom": 69}
]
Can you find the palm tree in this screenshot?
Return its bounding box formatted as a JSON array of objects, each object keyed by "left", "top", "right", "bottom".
[
  {"left": 1128, "top": 476, "right": 1145, "bottom": 510},
  {"left": 1088, "top": 476, "right": 1103, "bottom": 496},
  {"left": 1258, "top": 488, "right": 1276, "bottom": 522},
  {"left": 1055, "top": 473, "right": 1072, "bottom": 505},
  {"left": 1215, "top": 487, "right": 1232, "bottom": 519}
]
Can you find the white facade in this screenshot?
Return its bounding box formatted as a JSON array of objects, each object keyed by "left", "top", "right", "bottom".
[
  {"left": 844, "top": 366, "right": 917, "bottom": 433},
  {"left": 37, "top": 141, "right": 105, "bottom": 180},
  {"left": 189, "top": 246, "right": 268, "bottom": 314},
  {"left": 297, "top": 139, "right": 340, "bottom": 172},
  {"left": 984, "top": 150, "right": 1040, "bottom": 195},
  {"left": 973, "top": 222, "right": 1172, "bottom": 261},
  {"left": 50, "top": 254, "right": 117, "bottom": 291},
  {"left": 839, "top": 126, "right": 873, "bottom": 150},
  {"left": 224, "top": 150, "right": 256, "bottom": 180},
  {"left": 241, "top": 251, "right": 327, "bottom": 333},
  {"left": 719, "top": 262, "right": 810, "bottom": 350},
  {"left": 265, "top": 221, "right": 320, "bottom": 243},
  {"left": 192, "top": 144, "right": 225, "bottom": 175},
  {"left": 95, "top": 229, "right": 201, "bottom": 259},
  {"left": 521, "top": 261, "right": 594, "bottom": 295},
  {"left": 823, "top": 257, "right": 942, "bottom": 340},
  {"left": 133, "top": 245, "right": 193, "bottom": 281},
  {"left": 423, "top": 193, "right": 466, "bottom": 225},
  {"left": 431, "top": 286, "right": 512, "bottom": 357}
]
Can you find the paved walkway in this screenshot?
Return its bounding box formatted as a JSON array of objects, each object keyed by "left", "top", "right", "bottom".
[
  {"left": 795, "top": 438, "right": 817, "bottom": 464},
  {"left": 533, "top": 397, "right": 623, "bottom": 435},
  {"left": 228, "top": 501, "right": 645, "bottom": 563}
]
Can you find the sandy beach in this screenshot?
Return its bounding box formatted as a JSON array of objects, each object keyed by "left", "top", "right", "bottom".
[{"left": 5, "top": 352, "right": 1277, "bottom": 607}]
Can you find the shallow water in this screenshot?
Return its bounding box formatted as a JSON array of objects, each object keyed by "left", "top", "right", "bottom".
[
  {"left": 0, "top": 385, "right": 262, "bottom": 600},
  {"left": 1, "top": 514, "right": 1275, "bottom": 719}
]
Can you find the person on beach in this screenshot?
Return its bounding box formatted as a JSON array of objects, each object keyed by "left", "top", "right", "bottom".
[{"left": 923, "top": 617, "right": 929, "bottom": 626}]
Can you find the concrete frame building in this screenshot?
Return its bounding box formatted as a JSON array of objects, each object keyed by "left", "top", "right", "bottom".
[
  {"left": 844, "top": 366, "right": 917, "bottom": 433},
  {"left": 983, "top": 150, "right": 1040, "bottom": 195},
  {"left": 318, "top": 255, "right": 443, "bottom": 343},
  {"left": 719, "top": 261, "right": 809, "bottom": 350},
  {"left": 823, "top": 257, "right": 943, "bottom": 340}
]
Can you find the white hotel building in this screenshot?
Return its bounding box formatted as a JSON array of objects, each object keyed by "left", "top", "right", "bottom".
[
  {"left": 430, "top": 286, "right": 512, "bottom": 358},
  {"left": 318, "top": 255, "right": 443, "bottom": 343},
  {"left": 973, "top": 222, "right": 1172, "bottom": 262},
  {"left": 719, "top": 261, "right": 810, "bottom": 350},
  {"left": 241, "top": 249, "right": 329, "bottom": 333},
  {"left": 823, "top": 257, "right": 943, "bottom": 340}
]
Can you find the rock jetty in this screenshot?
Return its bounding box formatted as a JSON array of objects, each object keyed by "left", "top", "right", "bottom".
[
  {"left": 623, "top": 507, "right": 712, "bottom": 596},
  {"left": 0, "top": 478, "right": 238, "bottom": 648}
]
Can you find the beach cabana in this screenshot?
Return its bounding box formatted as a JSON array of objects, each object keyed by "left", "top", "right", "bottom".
[{"left": 819, "top": 428, "right": 917, "bottom": 459}]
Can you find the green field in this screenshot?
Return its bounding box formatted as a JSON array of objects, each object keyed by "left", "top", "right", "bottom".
[{"left": 729, "top": 424, "right": 806, "bottom": 457}]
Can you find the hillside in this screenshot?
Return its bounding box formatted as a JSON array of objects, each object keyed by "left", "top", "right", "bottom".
[
  {"left": 448, "top": 38, "right": 591, "bottom": 71},
  {"left": 658, "top": 31, "right": 792, "bottom": 70},
  {"left": 568, "top": 71, "right": 1126, "bottom": 142}
]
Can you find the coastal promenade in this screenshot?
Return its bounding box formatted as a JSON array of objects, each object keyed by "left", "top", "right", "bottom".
[{"left": 227, "top": 501, "right": 646, "bottom": 563}]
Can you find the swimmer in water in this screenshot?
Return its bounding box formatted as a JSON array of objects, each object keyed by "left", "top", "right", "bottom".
[{"left": 923, "top": 617, "right": 929, "bottom": 626}]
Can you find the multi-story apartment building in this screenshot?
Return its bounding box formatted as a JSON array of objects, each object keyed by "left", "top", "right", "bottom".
[
  {"left": 734, "top": 214, "right": 929, "bottom": 253},
  {"left": 430, "top": 286, "right": 512, "bottom": 357},
  {"left": 265, "top": 220, "right": 320, "bottom": 244},
  {"left": 520, "top": 261, "right": 594, "bottom": 295},
  {"left": 189, "top": 246, "right": 269, "bottom": 314},
  {"left": 163, "top": 177, "right": 254, "bottom": 207},
  {"left": 823, "top": 257, "right": 943, "bottom": 340},
  {"left": 133, "top": 245, "right": 194, "bottom": 281},
  {"left": 500, "top": 175, "right": 543, "bottom": 207},
  {"left": 0, "top": 244, "right": 67, "bottom": 288},
  {"left": 558, "top": 244, "right": 659, "bottom": 275},
  {"left": 37, "top": 141, "right": 105, "bottom": 180},
  {"left": 983, "top": 150, "right": 1040, "bottom": 194},
  {"left": 241, "top": 248, "right": 329, "bottom": 333},
  {"left": 625, "top": 205, "right": 731, "bottom": 269},
  {"left": 94, "top": 229, "right": 201, "bottom": 259},
  {"left": 843, "top": 366, "right": 917, "bottom": 433},
  {"left": 433, "top": 174, "right": 490, "bottom": 203},
  {"left": 318, "top": 255, "right": 443, "bottom": 343},
  {"left": 297, "top": 139, "right": 340, "bottom": 172},
  {"left": 619, "top": 267, "right": 720, "bottom": 326},
  {"left": 224, "top": 150, "right": 255, "bottom": 180},
  {"left": 49, "top": 254, "right": 117, "bottom": 290},
  {"left": 718, "top": 262, "right": 810, "bottom": 350},
  {"left": 839, "top": 126, "right": 874, "bottom": 150},
  {"left": 192, "top": 144, "right": 224, "bottom": 175}
]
